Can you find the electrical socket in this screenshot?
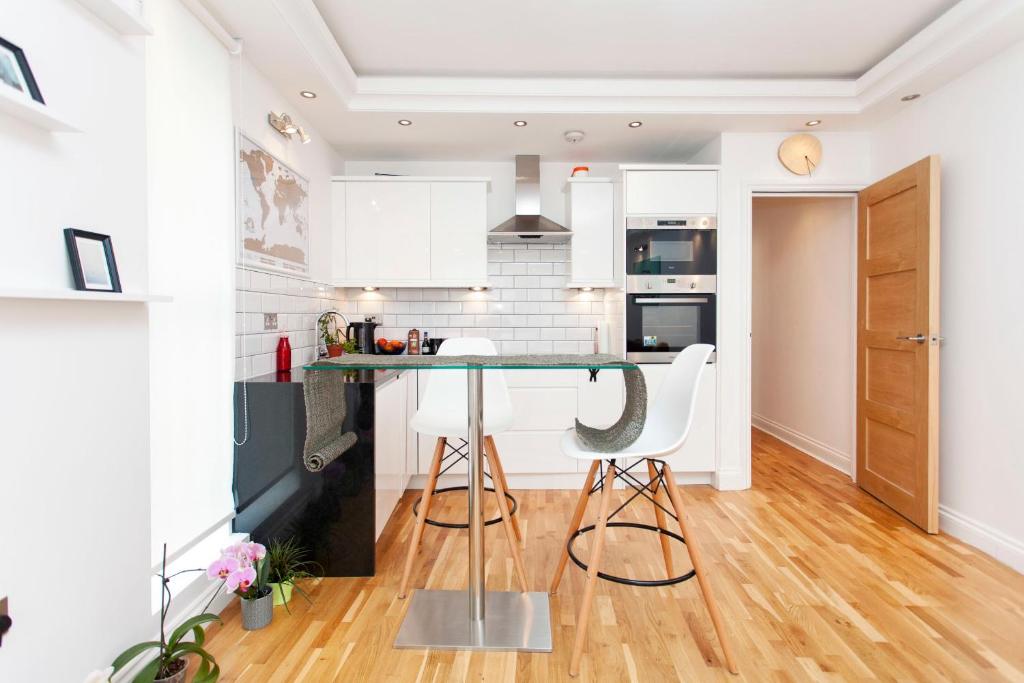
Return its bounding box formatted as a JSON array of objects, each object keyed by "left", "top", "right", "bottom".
[{"left": 263, "top": 313, "right": 278, "bottom": 331}]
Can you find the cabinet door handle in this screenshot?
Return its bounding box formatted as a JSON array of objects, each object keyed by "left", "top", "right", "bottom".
[{"left": 897, "top": 334, "right": 927, "bottom": 343}]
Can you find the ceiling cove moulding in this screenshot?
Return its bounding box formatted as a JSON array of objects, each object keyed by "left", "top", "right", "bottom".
[{"left": 242, "top": 0, "right": 1022, "bottom": 117}]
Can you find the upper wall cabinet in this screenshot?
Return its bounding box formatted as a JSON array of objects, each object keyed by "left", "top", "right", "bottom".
[
  {"left": 331, "top": 177, "right": 489, "bottom": 287},
  {"left": 566, "top": 178, "right": 616, "bottom": 288},
  {"left": 622, "top": 168, "right": 718, "bottom": 216}
]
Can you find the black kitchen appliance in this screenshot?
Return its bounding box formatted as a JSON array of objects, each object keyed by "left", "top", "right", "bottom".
[
  {"left": 625, "top": 279, "right": 716, "bottom": 363},
  {"left": 347, "top": 317, "right": 380, "bottom": 354},
  {"left": 625, "top": 215, "right": 717, "bottom": 280}
]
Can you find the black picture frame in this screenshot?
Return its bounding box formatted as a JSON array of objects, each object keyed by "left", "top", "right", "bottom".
[
  {"left": 0, "top": 36, "right": 44, "bottom": 105},
  {"left": 63, "top": 229, "right": 122, "bottom": 293}
]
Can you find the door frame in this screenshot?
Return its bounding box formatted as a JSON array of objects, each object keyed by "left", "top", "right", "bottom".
[{"left": 740, "top": 182, "right": 865, "bottom": 487}]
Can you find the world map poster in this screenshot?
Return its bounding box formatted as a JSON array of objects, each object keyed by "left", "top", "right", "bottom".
[{"left": 237, "top": 133, "right": 310, "bottom": 276}]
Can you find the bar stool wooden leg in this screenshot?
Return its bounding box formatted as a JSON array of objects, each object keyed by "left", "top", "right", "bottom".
[
  {"left": 485, "top": 435, "right": 521, "bottom": 543},
  {"left": 662, "top": 466, "right": 739, "bottom": 675},
  {"left": 549, "top": 460, "right": 600, "bottom": 595},
  {"left": 647, "top": 459, "right": 675, "bottom": 579},
  {"left": 569, "top": 461, "right": 616, "bottom": 677},
  {"left": 486, "top": 437, "right": 529, "bottom": 593},
  {"left": 398, "top": 437, "right": 446, "bottom": 599}
]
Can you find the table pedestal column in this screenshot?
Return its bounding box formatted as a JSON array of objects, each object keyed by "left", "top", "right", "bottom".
[{"left": 394, "top": 368, "right": 552, "bottom": 652}]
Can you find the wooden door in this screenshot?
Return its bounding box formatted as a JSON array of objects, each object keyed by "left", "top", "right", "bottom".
[{"left": 856, "top": 156, "right": 941, "bottom": 532}]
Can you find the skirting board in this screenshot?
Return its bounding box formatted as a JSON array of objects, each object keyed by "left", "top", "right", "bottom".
[
  {"left": 939, "top": 505, "right": 1024, "bottom": 574},
  {"left": 408, "top": 470, "right": 715, "bottom": 491},
  {"left": 752, "top": 414, "right": 852, "bottom": 475}
]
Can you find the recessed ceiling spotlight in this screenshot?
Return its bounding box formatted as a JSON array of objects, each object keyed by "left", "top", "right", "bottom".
[
  {"left": 299, "top": 90, "right": 317, "bottom": 99},
  {"left": 513, "top": 120, "right": 528, "bottom": 127},
  {"left": 805, "top": 120, "right": 822, "bottom": 127},
  {"left": 901, "top": 93, "right": 921, "bottom": 102},
  {"left": 468, "top": 285, "right": 488, "bottom": 292},
  {"left": 362, "top": 286, "right": 378, "bottom": 292},
  {"left": 579, "top": 286, "right": 594, "bottom": 292},
  {"left": 628, "top": 121, "right": 643, "bottom": 128},
  {"left": 397, "top": 119, "right": 412, "bottom": 126}
]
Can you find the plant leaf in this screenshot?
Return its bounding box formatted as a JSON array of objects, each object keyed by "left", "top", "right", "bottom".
[
  {"left": 111, "top": 641, "right": 161, "bottom": 672},
  {"left": 167, "top": 613, "right": 220, "bottom": 650},
  {"left": 132, "top": 656, "right": 163, "bottom": 683},
  {"left": 193, "top": 661, "right": 221, "bottom": 683}
]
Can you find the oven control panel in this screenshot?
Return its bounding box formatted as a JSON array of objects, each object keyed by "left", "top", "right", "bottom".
[{"left": 626, "top": 274, "right": 716, "bottom": 294}]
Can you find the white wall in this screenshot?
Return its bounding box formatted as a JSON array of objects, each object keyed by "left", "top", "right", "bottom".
[
  {"left": 147, "top": 0, "right": 236, "bottom": 567},
  {"left": 751, "top": 196, "right": 856, "bottom": 472},
  {"left": 716, "top": 132, "right": 873, "bottom": 490},
  {"left": 236, "top": 62, "right": 344, "bottom": 284},
  {"left": 871, "top": 41, "right": 1024, "bottom": 572},
  {"left": 0, "top": 1, "right": 152, "bottom": 681}
]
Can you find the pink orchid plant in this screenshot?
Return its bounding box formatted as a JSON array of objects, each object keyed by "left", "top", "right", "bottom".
[{"left": 207, "top": 541, "right": 270, "bottom": 600}]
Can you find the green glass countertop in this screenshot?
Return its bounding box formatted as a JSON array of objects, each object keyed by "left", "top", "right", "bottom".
[{"left": 303, "top": 353, "right": 634, "bottom": 371}]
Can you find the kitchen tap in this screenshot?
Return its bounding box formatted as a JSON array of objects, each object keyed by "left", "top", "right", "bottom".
[{"left": 316, "top": 310, "right": 350, "bottom": 359}]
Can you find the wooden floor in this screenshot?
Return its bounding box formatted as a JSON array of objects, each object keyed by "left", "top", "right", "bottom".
[{"left": 201, "top": 430, "right": 1024, "bottom": 681}]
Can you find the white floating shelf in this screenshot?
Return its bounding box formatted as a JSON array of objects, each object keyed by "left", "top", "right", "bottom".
[
  {"left": 0, "top": 288, "right": 172, "bottom": 303},
  {"left": 74, "top": 0, "right": 153, "bottom": 35},
  {"left": 0, "top": 87, "right": 78, "bottom": 132},
  {"left": 331, "top": 176, "right": 491, "bottom": 183},
  {"left": 566, "top": 177, "right": 613, "bottom": 183}
]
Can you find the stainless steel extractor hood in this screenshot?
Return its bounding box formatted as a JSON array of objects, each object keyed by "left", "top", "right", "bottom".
[{"left": 488, "top": 155, "right": 572, "bottom": 243}]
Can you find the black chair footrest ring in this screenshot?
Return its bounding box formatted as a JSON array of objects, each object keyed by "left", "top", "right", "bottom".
[
  {"left": 412, "top": 485, "right": 518, "bottom": 529},
  {"left": 567, "top": 521, "right": 697, "bottom": 587}
]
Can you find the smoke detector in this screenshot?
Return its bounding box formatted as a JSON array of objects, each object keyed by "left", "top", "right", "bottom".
[{"left": 564, "top": 130, "right": 585, "bottom": 144}]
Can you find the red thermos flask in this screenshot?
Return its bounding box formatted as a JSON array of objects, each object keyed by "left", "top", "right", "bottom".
[{"left": 276, "top": 336, "right": 291, "bottom": 372}]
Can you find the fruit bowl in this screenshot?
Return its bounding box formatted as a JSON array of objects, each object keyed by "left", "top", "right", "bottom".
[{"left": 375, "top": 339, "right": 406, "bottom": 355}]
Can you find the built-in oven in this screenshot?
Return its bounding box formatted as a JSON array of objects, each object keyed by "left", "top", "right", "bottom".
[
  {"left": 625, "top": 215, "right": 717, "bottom": 282},
  {"left": 625, "top": 276, "right": 716, "bottom": 363}
]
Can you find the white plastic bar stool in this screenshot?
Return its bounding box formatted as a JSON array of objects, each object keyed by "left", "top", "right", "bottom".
[
  {"left": 550, "top": 344, "right": 738, "bottom": 676},
  {"left": 398, "top": 337, "right": 528, "bottom": 599}
]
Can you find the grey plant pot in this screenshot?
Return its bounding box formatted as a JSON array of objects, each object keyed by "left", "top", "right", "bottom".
[
  {"left": 153, "top": 661, "right": 187, "bottom": 683},
  {"left": 240, "top": 591, "right": 274, "bottom": 630}
]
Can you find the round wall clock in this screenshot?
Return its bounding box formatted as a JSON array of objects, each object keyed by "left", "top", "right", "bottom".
[{"left": 778, "top": 133, "right": 822, "bottom": 176}]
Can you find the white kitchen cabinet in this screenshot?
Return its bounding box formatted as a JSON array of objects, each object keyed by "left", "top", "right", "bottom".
[
  {"left": 332, "top": 177, "right": 489, "bottom": 287},
  {"left": 623, "top": 169, "right": 717, "bottom": 216},
  {"left": 374, "top": 372, "right": 408, "bottom": 540},
  {"left": 430, "top": 182, "right": 487, "bottom": 285},
  {"left": 566, "top": 178, "right": 615, "bottom": 287},
  {"left": 345, "top": 181, "right": 431, "bottom": 282},
  {"left": 639, "top": 363, "right": 717, "bottom": 472}
]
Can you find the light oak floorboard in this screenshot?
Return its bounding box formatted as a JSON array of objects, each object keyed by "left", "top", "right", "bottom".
[{"left": 199, "top": 429, "right": 1024, "bottom": 681}]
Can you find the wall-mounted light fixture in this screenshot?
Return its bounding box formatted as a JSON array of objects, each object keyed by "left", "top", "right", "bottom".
[{"left": 268, "top": 112, "right": 311, "bottom": 144}]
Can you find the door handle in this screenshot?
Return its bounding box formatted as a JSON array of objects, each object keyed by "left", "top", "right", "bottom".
[{"left": 897, "top": 334, "right": 927, "bottom": 343}]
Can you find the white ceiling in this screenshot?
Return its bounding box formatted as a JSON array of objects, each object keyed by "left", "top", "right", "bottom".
[
  {"left": 314, "top": 0, "right": 959, "bottom": 79},
  {"left": 201, "top": 0, "right": 1022, "bottom": 161}
]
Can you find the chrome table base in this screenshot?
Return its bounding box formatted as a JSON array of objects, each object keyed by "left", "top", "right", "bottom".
[
  {"left": 394, "top": 590, "right": 552, "bottom": 651},
  {"left": 394, "top": 369, "right": 553, "bottom": 652}
]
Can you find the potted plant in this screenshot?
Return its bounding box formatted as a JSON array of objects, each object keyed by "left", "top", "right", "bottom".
[
  {"left": 266, "top": 538, "right": 322, "bottom": 610},
  {"left": 110, "top": 545, "right": 221, "bottom": 683},
  {"left": 208, "top": 541, "right": 273, "bottom": 631},
  {"left": 319, "top": 316, "right": 347, "bottom": 357}
]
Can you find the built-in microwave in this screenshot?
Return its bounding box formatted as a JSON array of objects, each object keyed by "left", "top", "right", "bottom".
[
  {"left": 625, "top": 278, "right": 716, "bottom": 363},
  {"left": 625, "top": 215, "right": 717, "bottom": 279}
]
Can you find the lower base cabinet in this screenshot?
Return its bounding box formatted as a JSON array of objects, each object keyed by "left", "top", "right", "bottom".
[
  {"left": 639, "top": 363, "right": 717, "bottom": 472},
  {"left": 374, "top": 372, "right": 409, "bottom": 540}
]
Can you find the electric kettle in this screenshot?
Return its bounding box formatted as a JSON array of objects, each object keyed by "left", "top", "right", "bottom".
[{"left": 347, "top": 317, "right": 380, "bottom": 354}]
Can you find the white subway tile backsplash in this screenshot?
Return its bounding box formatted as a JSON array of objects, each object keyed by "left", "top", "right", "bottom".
[
  {"left": 513, "top": 275, "right": 540, "bottom": 288},
  {"left": 235, "top": 242, "right": 617, "bottom": 380},
  {"left": 513, "top": 301, "right": 540, "bottom": 314}
]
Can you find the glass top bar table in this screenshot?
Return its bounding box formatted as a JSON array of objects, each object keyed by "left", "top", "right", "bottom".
[{"left": 305, "top": 354, "right": 635, "bottom": 652}]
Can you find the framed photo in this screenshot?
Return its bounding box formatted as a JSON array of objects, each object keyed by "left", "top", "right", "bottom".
[
  {"left": 63, "top": 229, "right": 122, "bottom": 292},
  {"left": 236, "top": 131, "right": 310, "bottom": 278},
  {"left": 0, "top": 36, "right": 44, "bottom": 105}
]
